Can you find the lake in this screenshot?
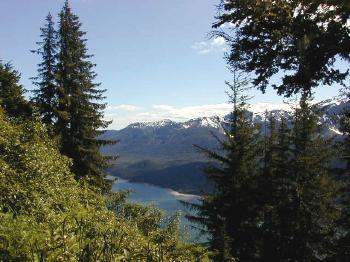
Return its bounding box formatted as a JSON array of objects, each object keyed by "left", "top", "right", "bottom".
[{"left": 112, "top": 177, "right": 207, "bottom": 243}]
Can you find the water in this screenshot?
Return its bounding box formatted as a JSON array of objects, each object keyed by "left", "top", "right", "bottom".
[{"left": 112, "top": 177, "right": 207, "bottom": 243}]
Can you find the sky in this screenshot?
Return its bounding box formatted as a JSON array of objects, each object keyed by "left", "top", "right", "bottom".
[{"left": 0, "top": 0, "right": 346, "bottom": 129}]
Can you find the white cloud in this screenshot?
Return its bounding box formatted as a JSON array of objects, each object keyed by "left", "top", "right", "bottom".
[
  {"left": 249, "top": 102, "right": 292, "bottom": 114},
  {"left": 192, "top": 37, "right": 227, "bottom": 55},
  {"left": 107, "top": 104, "right": 141, "bottom": 112},
  {"left": 150, "top": 104, "right": 232, "bottom": 120},
  {"left": 198, "top": 49, "right": 211, "bottom": 54}
]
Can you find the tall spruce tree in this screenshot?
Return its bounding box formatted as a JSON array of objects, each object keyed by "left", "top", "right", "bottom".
[
  {"left": 247, "top": 94, "right": 339, "bottom": 261},
  {"left": 31, "top": 13, "right": 57, "bottom": 129},
  {"left": 188, "top": 71, "right": 263, "bottom": 261},
  {"left": 54, "top": 1, "right": 115, "bottom": 190},
  {"left": 263, "top": 115, "right": 297, "bottom": 261},
  {"left": 280, "top": 92, "right": 339, "bottom": 261},
  {"left": 0, "top": 61, "right": 32, "bottom": 119},
  {"left": 259, "top": 112, "right": 282, "bottom": 261}
]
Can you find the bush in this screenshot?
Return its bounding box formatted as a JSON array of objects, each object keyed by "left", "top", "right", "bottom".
[{"left": 0, "top": 109, "right": 209, "bottom": 261}]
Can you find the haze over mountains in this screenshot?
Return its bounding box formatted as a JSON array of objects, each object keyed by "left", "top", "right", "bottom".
[{"left": 101, "top": 101, "right": 346, "bottom": 194}]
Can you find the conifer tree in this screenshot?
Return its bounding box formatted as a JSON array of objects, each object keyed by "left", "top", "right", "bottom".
[
  {"left": 336, "top": 90, "right": 350, "bottom": 260},
  {"left": 253, "top": 94, "right": 338, "bottom": 261},
  {"left": 55, "top": 1, "right": 115, "bottom": 190},
  {"left": 259, "top": 111, "right": 303, "bottom": 261},
  {"left": 214, "top": 0, "right": 350, "bottom": 96},
  {"left": 264, "top": 115, "right": 295, "bottom": 261},
  {"left": 259, "top": 112, "right": 282, "bottom": 261},
  {"left": 188, "top": 71, "right": 263, "bottom": 261},
  {"left": 280, "top": 92, "right": 338, "bottom": 261},
  {"left": 31, "top": 13, "right": 57, "bottom": 129},
  {"left": 0, "top": 61, "right": 32, "bottom": 119}
]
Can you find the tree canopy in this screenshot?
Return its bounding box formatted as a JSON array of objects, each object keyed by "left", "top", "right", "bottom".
[
  {"left": 0, "top": 108, "right": 209, "bottom": 261},
  {"left": 31, "top": 13, "right": 57, "bottom": 128},
  {"left": 215, "top": 0, "right": 350, "bottom": 96},
  {"left": 31, "top": 1, "right": 116, "bottom": 190},
  {"left": 0, "top": 62, "right": 32, "bottom": 119}
]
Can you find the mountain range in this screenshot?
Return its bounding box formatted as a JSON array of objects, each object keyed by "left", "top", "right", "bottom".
[{"left": 100, "top": 101, "right": 346, "bottom": 195}]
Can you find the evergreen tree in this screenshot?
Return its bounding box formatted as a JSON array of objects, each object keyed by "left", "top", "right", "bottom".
[
  {"left": 31, "top": 13, "right": 58, "bottom": 129},
  {"left": 259, "top": 112, "right": 282, "bottom": 261},
  {"left": 264, "top": 115, "right": 295, "bottom": 261},
  {"left": 214, "top": 0, "right": 350, "bottom": 96},
  {"left": 55, "top": 1, "right": 115, "bottom": 190},
  {"left": 279, "top": 92, "right": 338, "bottom": 261},
  {"left": 188, "top": 71, "right": 263, "bottom": 261},
  {"left": 254, "top": 94, "right": 339, "bottom": 261},
  {"left": 192, "top": 87, "right": 339, "bottom": 261},
  {"left": 0, "top": 61, "right": 32, "bottom": 119},
  {"left": 336, "top": 90, "right": 350, "bottom": 260},
  {"left": 213, "top": 1, "right": 344, "bottom": 258}
]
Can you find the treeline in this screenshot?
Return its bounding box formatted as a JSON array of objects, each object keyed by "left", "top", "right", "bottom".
[
  {"left": 188, "top": 1, "right": 350, "bottom": 261},
  {"left": 0, "top": 1, "right": 210, "bottom": 261},
  {"left": 1, "top": 0, "right": 350, "bottom": 261}
]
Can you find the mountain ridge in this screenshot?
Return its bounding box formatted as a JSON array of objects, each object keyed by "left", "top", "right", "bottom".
[{"left": 101, "top": 101, "right": 346, "bottom": 194}]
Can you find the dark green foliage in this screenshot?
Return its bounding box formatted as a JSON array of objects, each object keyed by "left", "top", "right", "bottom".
[
  {"left": 260, "top": 115, "right": 296, "bottom": 261},
  {"left": 258, "top": 112, "right": 282, "bottom": 261},
  {"left": 0, "top": 62, "right": 32, "bottom": 119},
  {"left": 188, "top": 73, "right": 263, "bottom": 261},
  {"left": 209, "top": 1, "right": 347, "bottom": 259},
  {"left": 0, "top": 109, "right": 209, "bottom": 261},
  {"left": 32, "top": 1, "right": 116, "bottom": 190},
  {"left": 55, "top": 1, "right": 116, "bottom": 190},
  {"left": 337, "top": 91, "right": 350, "bottom": 260},
  {"left": 260, "top": 94, "right": 339, "bottom": 261},
  {"left": 31, "top": 13, "right": 57, "bottom": 129},
  {"left": 291, "top": 96, "right": 338, "bottom": 260},
  {"left": 188, "top": 71, "right": 339, "bottom": 260},
  {"left": 214, "top": 0, "right": 350, "bottom": 96}
]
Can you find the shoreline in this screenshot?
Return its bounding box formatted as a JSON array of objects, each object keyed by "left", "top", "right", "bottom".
[
  {"left": 113, "top": 176, "right": 201, "bottom": 202},
  {"left": 168, "top": 190, "right": 201, "bottom": 202}
]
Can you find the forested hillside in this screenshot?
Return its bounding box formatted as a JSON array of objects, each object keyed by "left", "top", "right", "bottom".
[
  {"left": 0, "top": 108, "right": 208, "bottom": 260},
  {"left": 0, "top": 1, "right": 209, "bottom": 261},
  {"left": 101, "top": 101, "right": 345, "bottom": 194},
  {"left": 0, "top": 0, "right": 350, "bottom": 261}
]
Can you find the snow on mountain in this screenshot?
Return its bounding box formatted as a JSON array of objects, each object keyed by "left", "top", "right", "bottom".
[
  {"left": 101, "top": 101, "right": 348, "bottom": 194},
  {"left": 117, "top": 101, "right": 348, "bottom": 134},
  {"left": 182, "top": 117, "right": 221, "bottom": 129},
  {"left": 127, "top": 119, "right": 178, "bottom": 129},
  {"left": 126, "top": 116, "right": 221, "bottom": 130}
]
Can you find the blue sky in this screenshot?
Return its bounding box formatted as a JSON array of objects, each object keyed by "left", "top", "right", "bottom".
[{"left": 0, "top": 0, "right": 345, "bottom": 129}]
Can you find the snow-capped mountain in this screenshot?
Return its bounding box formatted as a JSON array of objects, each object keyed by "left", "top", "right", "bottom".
[
  {"left": 125, "top": 117, "right": 221, "bottom": 130},
  {"left": 100, "top": 101, "right": 347, "bottom": 194},
  {"left": 109, "top": 100, "right": 346, "bottom": 134}
]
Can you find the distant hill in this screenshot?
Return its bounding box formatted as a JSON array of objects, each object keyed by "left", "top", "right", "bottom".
[
  {"left": 100, "top": 117, "right": 222, "bottom": 194},
  {"left": 101, "top": 101, "right": 346, "bottom": 194}
]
